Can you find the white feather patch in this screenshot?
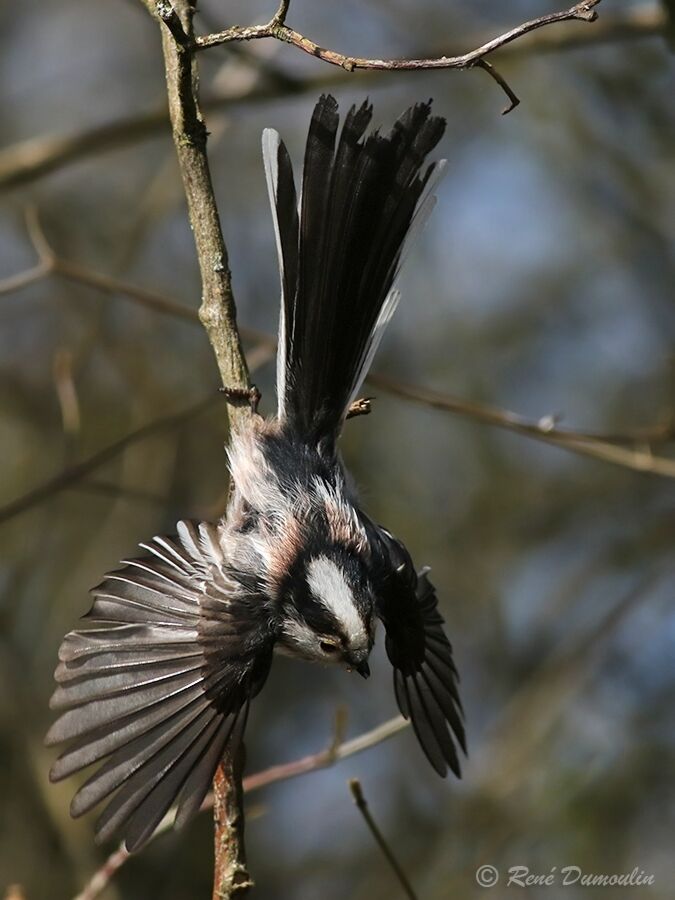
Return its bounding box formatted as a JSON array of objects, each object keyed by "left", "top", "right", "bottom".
[
  {"left": 262, "top": 127, "right": 289, "bottom": 418},
  {"left": 306, "top": 555, "right": 366, "bottom": 646}
]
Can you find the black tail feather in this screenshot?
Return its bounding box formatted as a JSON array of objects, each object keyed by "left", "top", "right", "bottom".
[{"left": 263, "top": 95, "right": 446, "bottom": 446}]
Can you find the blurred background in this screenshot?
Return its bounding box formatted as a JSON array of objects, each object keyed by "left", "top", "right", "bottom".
[{"left": 1, "top": 1, "right": 674, "bottom": 898}]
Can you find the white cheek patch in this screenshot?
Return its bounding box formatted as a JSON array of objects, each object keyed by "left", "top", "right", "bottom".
[{"left": 307, "top": 555, "right": 367, "bottom": 647}]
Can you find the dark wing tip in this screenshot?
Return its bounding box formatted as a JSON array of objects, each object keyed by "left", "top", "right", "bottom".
[{"left": 377, "top": 534, "right": 465, "bottom": 779}]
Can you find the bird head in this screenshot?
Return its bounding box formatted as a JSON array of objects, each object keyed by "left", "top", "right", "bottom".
[{"left": 277, "top": 549, "right": 375, "bottom": 674}]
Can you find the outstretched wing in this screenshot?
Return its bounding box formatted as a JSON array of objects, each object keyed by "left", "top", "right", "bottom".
[
  {"left": 374, "top": 531, "right": 465, "bottom": 777},
  {"left": 46, "top": 520, "right": 276, "bottom": 851}
]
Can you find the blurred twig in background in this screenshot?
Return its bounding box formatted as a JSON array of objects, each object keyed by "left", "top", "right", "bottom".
[
  {"left": 349, "top": 779, "right": 418, "bottom": 900},
  {"left": 368, "top": 374, "right": 675, "bottom": 477},
  {"left": 473, "top": 567, "right": 671, "bottom": 795},
  {"left": 0, "top": 343, "right": 273, "bottom": 526}
]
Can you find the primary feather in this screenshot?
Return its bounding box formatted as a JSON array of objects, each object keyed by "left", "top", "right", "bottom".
[{"left": 47, "top": 522, "right": 275, "bottom": 851}]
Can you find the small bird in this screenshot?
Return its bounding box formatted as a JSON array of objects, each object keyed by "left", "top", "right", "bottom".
[{"left": 46, "top": 94, "right": 465, "bottom": 851}]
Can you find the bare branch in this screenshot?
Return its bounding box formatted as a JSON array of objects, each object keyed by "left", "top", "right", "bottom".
[
  {"left": 349, "top": 779, "right": 418, "bottom": 900},
  {"left": 1, "top": 2, "right": 666, "bottom": 190},
  {"left": 145, "top": 2, "right": 256, "bottom": 895},
  {"left": 475, "top": 567, "right": 669, "bottom": 797},
  {"left": 24, "top": 205, "right": 56, "bottom": 264},
  {"left": 152, "top": 1, "right": 251, "bottom": 428},
  {"left": 54, "top": 257, "right": 200, "bottom": 322},
  {"left": 195, "top": 0, "right": 604, "bottom": 111},
  {"left": 0, "top": 261, "right": 49, "bottom": 296},
  {"left": 5, "top": 208, "right": 203, "bottom": 321},
  {"left": 474, "top": 59, "right": 519, "bottom": 115},
  {"left": 367, "top": 373, "right": 675, "bottom": 479},
  {"left": 212, "top": 750, "right": 252, "bottom": 899},
  {"left": 72, "top": 845, "right": 130, "bottom": 900},
  {"left": 198, "top": 1, "right": 602, "bottom": 60},
  {"left": 155, "top": 0, "right": 190, "bottom": 47},
  {"left": 244, "top": 713, "right": 408, "bottom": 794}
]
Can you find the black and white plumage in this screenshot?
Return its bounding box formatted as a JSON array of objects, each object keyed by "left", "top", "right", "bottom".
[{"left": 47, "top": 95, "right": 465, "bottom": 851}]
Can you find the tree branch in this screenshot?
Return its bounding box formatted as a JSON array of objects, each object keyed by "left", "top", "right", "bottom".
[
  {"left": 367, "top": 372, "right": 675, "bottom": 478},
  {"left": 151, "top": 0, "right": 251, "bottom": 427},
  {"left": 195, "top": 0, "right": 604, "bottom": 113},
  {"left": 143, "top": 2, "right": 255, "bottom": 896},
  {"left": 1, "top": 2, "right": 666, "bottom": 189},
  {"left": 197, "top": 0, "right": 602, "bottom": 58}
]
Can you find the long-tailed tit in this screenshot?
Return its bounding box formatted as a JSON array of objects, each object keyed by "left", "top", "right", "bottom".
[{"left": 47, "top": 95, "right": 465, "bottom": 851}]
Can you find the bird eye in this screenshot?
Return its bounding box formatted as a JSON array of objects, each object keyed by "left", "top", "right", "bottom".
[{"left": 319, "top": 640, "right": 339, "bottom": 654}]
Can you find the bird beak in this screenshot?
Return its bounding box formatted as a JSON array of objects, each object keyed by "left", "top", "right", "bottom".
[{"left": 355, "top": 661, "right": 370, "bottom": 679}]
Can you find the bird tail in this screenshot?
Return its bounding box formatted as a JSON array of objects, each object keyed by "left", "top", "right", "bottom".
[{"left": 263, "top": 94, "right": 446, "bottom": 447}]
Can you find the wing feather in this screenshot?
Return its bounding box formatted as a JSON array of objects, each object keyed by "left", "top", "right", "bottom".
[
  {"left": 47, "top": 519, "right": 276, "bottom": 849},
  {"left": 375, "top": 532, "right": 465, "bottom": 778}
]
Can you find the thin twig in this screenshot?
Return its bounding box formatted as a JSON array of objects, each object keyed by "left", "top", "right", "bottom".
[
  {"left": 2, "top": 207, "right": 201, "bottom": 321},
  {"left": 55, "top": 257, "right": 200, "bottom": 322},
  {"left": 474, "top": 59, "right": 520, "bottom": 115},
  {"left": 195, "top": 0, "right": 603, "bottom": 111},
  {"left": 156, "top": 0, "right": 190, "bottom": 47},
  {"left": 368, "top": 373, "right": 675, "bottom": 478},
  {"left": 0, "top": 261, "right": 50, "bottom": 296},
  {"left": 73, "top": 712, "right": 409, "bottom": 900},
  {"left": 349, "top": 779, "right": 418, "bottom": 900},
  {"left": 198, "top": 0, "right": 602, "bottom": 57},
  {"left": 245, "top": 714, "right": 408, "bottom": 795},
  {"left": 72, "top": 845, "right": 130, "bottom": 900},
  {"left": 346, "top": 397, "right": 373, "bottom": 419},
  {"left": 0, "top": 3, "right": 665, "bottom": 190}
]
